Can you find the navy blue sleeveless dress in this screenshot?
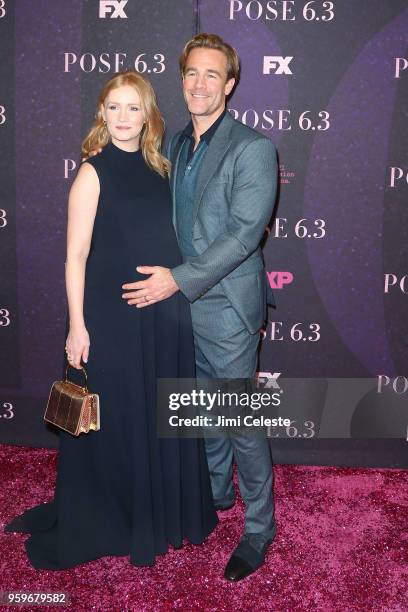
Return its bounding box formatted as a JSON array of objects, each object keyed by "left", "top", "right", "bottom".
[{"left": 5, "top": 142, "right": 218, "bottom": 568}]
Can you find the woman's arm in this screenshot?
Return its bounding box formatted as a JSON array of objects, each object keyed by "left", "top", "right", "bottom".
[{"left": 65, "top": 162, "right": 100, "bottom": 369}]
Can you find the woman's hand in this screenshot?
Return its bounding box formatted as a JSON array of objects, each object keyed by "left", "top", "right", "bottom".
[{"left": 65, "top": 326, "right": 90, "bottom": 369}]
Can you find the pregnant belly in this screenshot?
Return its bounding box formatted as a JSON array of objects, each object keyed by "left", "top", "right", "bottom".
[
  {"left": 86, "top": 240, "right": 182, "bottom": 284},
  {"left": 90, "top": 220, "right": 183, "bottom": 269}
]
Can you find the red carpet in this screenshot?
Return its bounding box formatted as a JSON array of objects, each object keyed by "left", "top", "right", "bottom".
[{"left": 1, "top": 444, "right": 407, "bottom": 611}]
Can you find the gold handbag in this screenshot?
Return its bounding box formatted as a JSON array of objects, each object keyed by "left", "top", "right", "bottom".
[{"left": 44, "top": 364, "right": 100, "bottom": 436}]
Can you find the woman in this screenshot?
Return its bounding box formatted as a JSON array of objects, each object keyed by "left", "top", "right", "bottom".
[{"left": 4, "top": 71, "right": 218, "bottom": 569}]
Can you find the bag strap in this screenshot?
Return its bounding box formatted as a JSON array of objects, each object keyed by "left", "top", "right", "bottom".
[{"left": 64, "top": 364, "right": 88, "bottom": 392}]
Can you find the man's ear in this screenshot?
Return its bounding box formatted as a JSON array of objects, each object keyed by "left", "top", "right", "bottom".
[{"left": 225, "top": 78, "right": 235, "bottom": 97}]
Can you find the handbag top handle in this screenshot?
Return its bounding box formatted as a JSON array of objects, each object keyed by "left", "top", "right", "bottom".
[{"left": 64, "top": 364, "right": 88, "bottom": 392}]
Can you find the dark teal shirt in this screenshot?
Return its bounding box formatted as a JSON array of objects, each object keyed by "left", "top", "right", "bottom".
[
  {"left": 175, "top": 139, "right": 207, "bottom": 256},
  {"left": 175, "top": 110, "right": 227, "bottom": 258}
]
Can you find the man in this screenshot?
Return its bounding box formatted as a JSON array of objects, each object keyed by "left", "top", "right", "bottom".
[{"left": 123, "top": 33, "right": 278, "bottom": 581}]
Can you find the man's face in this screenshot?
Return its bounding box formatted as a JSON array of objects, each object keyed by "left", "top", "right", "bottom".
[{"left": 182, "top": 47, "right": 235, "bottom": 120}]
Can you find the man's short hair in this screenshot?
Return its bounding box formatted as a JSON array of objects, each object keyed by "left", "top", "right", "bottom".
[{"left": 179, "top": 33, "right": 240, "bottom": 82}]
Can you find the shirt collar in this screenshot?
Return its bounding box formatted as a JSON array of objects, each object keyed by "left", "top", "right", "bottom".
[{"left": 182, "top": 108, "right": 227, "bottom": 145}]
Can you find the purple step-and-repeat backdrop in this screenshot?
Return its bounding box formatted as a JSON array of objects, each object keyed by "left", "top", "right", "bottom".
[{"left": 0, "top": 1, "right": 407, "bottom": 466}]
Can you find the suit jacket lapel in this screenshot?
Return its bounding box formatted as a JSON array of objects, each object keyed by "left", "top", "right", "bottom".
[
  {"left": 169, "top": 133, "right": 185, "bottom": 235},
  {"left": 193, "top": 112, "right": 233, "bottom": 225}
]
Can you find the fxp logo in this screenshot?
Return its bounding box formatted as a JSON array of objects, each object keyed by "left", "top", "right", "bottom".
[
  {"left": 99, "top": 0, "right": 128, "bottom": 18},
  {"left": 267, "top": 271, "right": 294, "bottom": 289}
]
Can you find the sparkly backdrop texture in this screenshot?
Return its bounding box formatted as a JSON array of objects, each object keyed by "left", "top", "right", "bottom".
[{"left": 0, "top": 1, "right": 407, "bottom": 466}]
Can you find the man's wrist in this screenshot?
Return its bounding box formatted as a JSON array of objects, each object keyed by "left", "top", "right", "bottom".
[{"left": 169, "top": 268, "right": 180, "bottom": 291}]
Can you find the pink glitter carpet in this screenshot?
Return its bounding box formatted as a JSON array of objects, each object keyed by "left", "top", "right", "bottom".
[{"left": 1, "top": 444, "right": 407, "bottom": 611}]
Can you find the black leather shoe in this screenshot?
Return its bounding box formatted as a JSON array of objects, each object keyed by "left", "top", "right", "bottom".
[
  {"left": 224, "top": 533, "right": 274, "bottom": 582},
  {"left": 224, "top": 554, "right": 255, "bottom": 581}
]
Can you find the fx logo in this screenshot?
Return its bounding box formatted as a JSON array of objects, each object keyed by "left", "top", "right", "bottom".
[
  {"left": 257, "top": 372, "right": 281, "bottom": 390},
  {"left": 263, "top": 56, "right": 293, "bottom": 75},
  {"left": 99, "top": 0, "right": 128, "bottom": 18}
]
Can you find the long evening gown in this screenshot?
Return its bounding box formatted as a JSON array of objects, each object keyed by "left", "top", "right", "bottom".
[{"left": 4, "top": 141, "right": 218, "bottom": 569}]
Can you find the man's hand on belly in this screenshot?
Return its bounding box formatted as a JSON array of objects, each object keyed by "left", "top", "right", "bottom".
[{"left": 122, "top": 266, "right": 179, "bottom": 308}]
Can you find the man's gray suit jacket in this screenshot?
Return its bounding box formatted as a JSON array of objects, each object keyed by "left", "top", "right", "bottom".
[{"left": 168, "top": 111, "right": 278, "bottom": 335}]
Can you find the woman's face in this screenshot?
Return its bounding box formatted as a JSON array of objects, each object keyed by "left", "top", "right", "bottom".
[{"left": 102, "top": 84, "right": 145, "bottom": 150}]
